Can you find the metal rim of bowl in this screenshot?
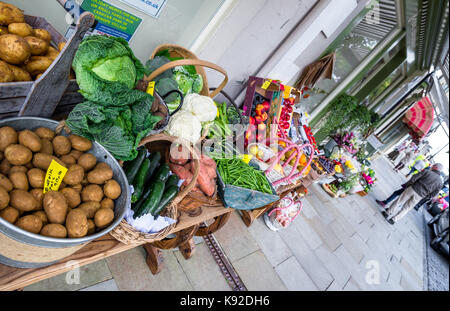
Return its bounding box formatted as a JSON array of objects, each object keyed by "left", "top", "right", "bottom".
[{"left": 0, "top": 117, "right": 131, "bottom": 246}]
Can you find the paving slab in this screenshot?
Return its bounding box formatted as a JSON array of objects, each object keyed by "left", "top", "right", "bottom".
[
  {"left": 232, "top": 250, "right": 287, "bottom": 291},
  {"left": 24, "top": 259, "right": 112, "bottom": 291},
  {"left": 214, "top": 211, "right": 260, "bottom": 263},
  {"left": 274, "top": 256, "right": 318, "bottom": 291},
  {"left": 80, "top": 279, "right": 119, "bottom": 291},
  {"left": 106, "top": 247, "right": 193, "bottom": 291},
  {"left": 313, "top": 244, "right": 351, "bottom": 288}
]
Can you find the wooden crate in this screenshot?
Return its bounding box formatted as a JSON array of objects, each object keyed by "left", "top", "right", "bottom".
[{"left": 0, "top": 12, "right": 95, "bottom": 119}]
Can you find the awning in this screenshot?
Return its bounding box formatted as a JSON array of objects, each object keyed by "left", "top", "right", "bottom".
[{"left": 403, "top": 96, "right": 435, "bottom": 138}]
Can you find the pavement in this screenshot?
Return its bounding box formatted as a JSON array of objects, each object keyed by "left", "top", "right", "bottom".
[{"left": 23, "top": 156, "right": 449, "bottom": 291}]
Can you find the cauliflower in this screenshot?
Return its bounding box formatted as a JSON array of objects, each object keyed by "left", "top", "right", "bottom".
[
  {"left": 167, "top": 111, "right": 202, "bottom": 143},
  {"left": 182, "top": 93, "right": 217, "bottom": 122}
]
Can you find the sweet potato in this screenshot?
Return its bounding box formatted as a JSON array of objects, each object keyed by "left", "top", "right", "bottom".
[
  {"left": 168, "top": 144, "right": 191, "bottom": 166},
  {"left": 168, "top": 163, "right": 193, "bottom": 186}
]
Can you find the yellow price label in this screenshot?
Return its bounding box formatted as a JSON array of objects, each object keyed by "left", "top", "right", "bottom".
[
  {"left": 239, "top": 154, "right": 253, "bottom": 164},
  {"left": 43, "top": 160, "right": 68, "bottom": 194},
  {"left": 261, "top": 79, "right": 272, "bottom": 90},
  {"left": 283, "top": 85, "right": 292, "bottom": 99},
  {"left": 146, "top": 81, "right": 155, "bottom": 96}
]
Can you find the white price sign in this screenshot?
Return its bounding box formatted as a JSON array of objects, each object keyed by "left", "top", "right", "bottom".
[{"left": 118, "top": 0, "right": 167, "bottom": 19}]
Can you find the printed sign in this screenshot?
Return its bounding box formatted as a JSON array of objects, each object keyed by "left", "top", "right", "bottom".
[
  {"left": 117, "top": 0, "right": 167, "bottom": 19},
  {"left": 43, "top": 160, "right": 68, "bottom": 194},
  {"left": 80, "top": 0, "right": 142, "bottom": 41},
  {"left": 146, "top": 81, "right": 155, "bottom": 96}
]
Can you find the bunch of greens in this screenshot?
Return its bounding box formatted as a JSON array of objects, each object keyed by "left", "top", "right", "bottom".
[
  {"left": 207, "top": 102, "right": 232, "bottom": 140},
  {"left": 66, "top": 35, "right": 161, "bottom": 161},
  {"left": 145, "top": 49, "right": 203, "bottom": 113}
]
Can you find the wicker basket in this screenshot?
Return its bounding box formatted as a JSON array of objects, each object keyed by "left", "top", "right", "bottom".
[
  {"left": 144, "top": 44, "right": 228, "bottom": 99},
  {"left": 110, "top": 134, "right": 200, "bottom": 244}
]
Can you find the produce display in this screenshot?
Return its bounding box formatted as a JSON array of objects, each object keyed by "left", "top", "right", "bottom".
[
  {"left": 145, "top": 50, "right": 203, "bottom": 113},
  {"left": 316, "top": 156, "right": 335, "bottom": 174},
  {"left": 215, "top": 158, "right": 273, "bottom": 195},
  {"left": 65, "top": 35, "right": 162, "bottom": 161},
  {"left": 124, "top": 148, "right": 180, "bottom": 219},
  {"left": 0, "top": 2, "right": 65, "bottom": 82},
  {"left": 0, "top": 125, "right": 121, "bottom": 238},
  {"left": 303, "top": 125, "right": 318, "bottom": 153},
  {"left": 277, "top": 98, "right": 294, "bottom": 138}
]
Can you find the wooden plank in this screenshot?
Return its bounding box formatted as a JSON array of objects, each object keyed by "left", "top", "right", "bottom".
[
  {"left": 19, "top": 12, "right": 95, "bottom": 117},
  {"left": 0, "top": 205, "right": 231, "bottom": 291},
  {"left": 0, "top": 83, "right": 32, "bottom": 98}
]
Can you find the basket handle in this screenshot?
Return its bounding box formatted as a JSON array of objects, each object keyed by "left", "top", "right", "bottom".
[
  {"left": 138, "top": 133, "right": 200, "bottom": 204},
  {"left": 144, "top": 59, "right": 228, "bottom": 98}
]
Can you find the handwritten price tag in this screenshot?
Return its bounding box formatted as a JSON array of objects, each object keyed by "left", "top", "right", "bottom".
[
  {"left": 146, "top": 81, "right": 155, "bottom": 96},
  {"left": 261, "top": 79, "right": 272, "bottom": 90},
  {"left": 43, "top": 160, "right": 68, "bottom": 194}
]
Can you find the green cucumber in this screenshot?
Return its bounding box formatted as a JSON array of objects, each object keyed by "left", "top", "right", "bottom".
[
  {"left": 152, "top": 163, "right": 170, "bottom": 183},
  {"left": 151, "top": 185, "right": 179, "bottom": 217},
  {"left": 165, "top": 175, "right": 180, "bottom": 188},
  {"left": 124, "top": 148, "right": 147, "bottom": 183},
  {"left": 144, "top": 152, "right": 162, "bottom": 185},
  {"left": 133, "top": 181, "right": 165, "bottom": 219},
  {"left": 131, "top": 158, "right": 151, "bottom": 203}
]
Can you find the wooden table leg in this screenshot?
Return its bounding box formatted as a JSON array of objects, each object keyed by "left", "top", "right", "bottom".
[
  {"left": 143, "top": 243, "right": 164, "bottom": 275},
  {"left": 178, "top": 238, "right": 196, "bottom": 259},
  {"left": 240, "top": 210, "right": 256, "bottom": 227}
]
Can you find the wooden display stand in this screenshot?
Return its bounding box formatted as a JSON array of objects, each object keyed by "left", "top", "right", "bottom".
[{"left": 0, "top": 202, "right": 232, "bottom": 291}]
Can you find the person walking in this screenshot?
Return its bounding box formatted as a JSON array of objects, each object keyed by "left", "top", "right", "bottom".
[
  {"left": 393, "top": 148, "right": 416, "bottom": 172},
  {"left": 405, "top": 157, "right": 428, "bottom": 177},
  {"left": 381, "top": 163, "right": 444, "bottom": 224},
  {"left": 388, "top": 141, "right": 408, "bottom": 162}
]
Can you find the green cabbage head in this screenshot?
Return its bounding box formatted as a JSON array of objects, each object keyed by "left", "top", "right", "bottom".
[{"left": 72, "top": 35, "right": 146, "bottom": 106}]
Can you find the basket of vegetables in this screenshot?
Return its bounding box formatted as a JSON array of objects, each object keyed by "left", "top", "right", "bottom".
[
  {"left": 110, "top": 133, "right": 200, "bottom": 244},
  {"left": 142, "top": 44, "right": 228, "bottom": 114}
]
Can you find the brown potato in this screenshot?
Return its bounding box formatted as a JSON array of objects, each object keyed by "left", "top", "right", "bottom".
[
  {"left": 71, "top": 184, "right": 82, "bottom": 192},
  {"left": 18, "top": 130, "right": 42, "bottom": 152},
  {"left": 0, "top": 158, "right": 11, "bottom": 175},
  {"left": 33, "top": 29, "right": 51, "bottom": 42},
  {"left": 6, "top": 63, "right": 31, "bottom": 81},
  {"left": 34, "top": 127, "right": 55, "bottom": 141},
  {"left": 30, "top": 188, "right": 43, "bottom": 210},
  {"left": 9, "top": 171, "right": 28, "bottom": 190},
  {"left": 0, "top": 206, "right": 19, "bottom": 223},
  {"left": 60, "top": 187, "right": 81, "bottom": 209},
  {"left": 43, "top": 190, "right": 68, "bottom": 224},
  {"left": 81, "top": 184, "right": 103, "bottom": 202},
  {"left": 0, "top": 59, "right": 13, "bottom": 82},
  {"left": 0, "top": 126, "right": 17, "bottom": 152},
  {"left": 103, "top": 179, "right": 121, "bottom": 200},
  {"left": 32, "top": 153, "right": 66, "bottom": 170},
  {"left": 87, "top": 219, "right": 95, "bottom": 235},
  {"left": 33, "top": 210, "right": 48, "bottom": 226},
  {"left": 24, "top": 36, "right": 49, "bottom": 55},
  {"left": 27, "top": 168, "right": 45, "bottom": 188},
  {"left": 40, "top": 223, "right": 67, "bottom": 238},
  {"left": 66, "top": 208, "right": 88, "bottom": 238},
  {"left": 0, "top": 173, "right": 12, "bottom": 192},
  {"left": 94, "top": 208, "right": 114, "bottom": 228},
  {"left": 24, "top": 55, "right": 52, "bottom": 76},
  {"left": 87, "top": 164, "right": 113, "bottom": 185},
  {"left": 63, "top": 164, "right": 84, "bottom": 186},
  {"left": 69, "top": 135, "right": 92, "bottom": 152},
  {"left": 45, "top": 46, "right": 58, "bottom": 61},
  {"left": 0, "top": 151, "right": 3, "bottom": 161},
  {"left": 59, "top": 154, "right": 76, "bottom": 166},
  {"left": 4, "top": 144, "right": 32, "bottom": 166},
  {"left": 7, "top": 23, "right": 32, "bottom": 37},
  {"left": 0, "top": 2, "right": 25, "bottom": 25},
  {"left": 100, "top": 197, "right": 114, "bottom": 210},
  {"left": 68, "top": 150, "right": 83, "bottom": 160},
  {"left": 0, "top": 34, "right": 30, "bottom": 64},
  {"left": 35, "top": 73, "right": 42, "bottom": 80},
  {"left": 16, "top": 215, "right": 42, "bottom": 234},
  {"left": 39, "top": 138, "right": 53, "bottom": 155},
  {"left": 8, "top": 165, "right": 27, "bottom": 176},
  {"left": 0, "top": 186, "right": 9, "bottom": 209},
  {"left": 78, "top": 201, "right": 101, "bottom": 218},
  {"left": 81, "top": 176, "right": 89, "bottom": 186},
  {"left": 58, "top": 41, "right": 65, "bottom": 51},
  {"left": 9, "top": 189, "right": 37, "bottom": 212},
  {"left": 52, "top": 135, "right": 71, "bottom": 156},
  {"left": 77, "top": 153, "right": 97, "bottom": 171}
]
